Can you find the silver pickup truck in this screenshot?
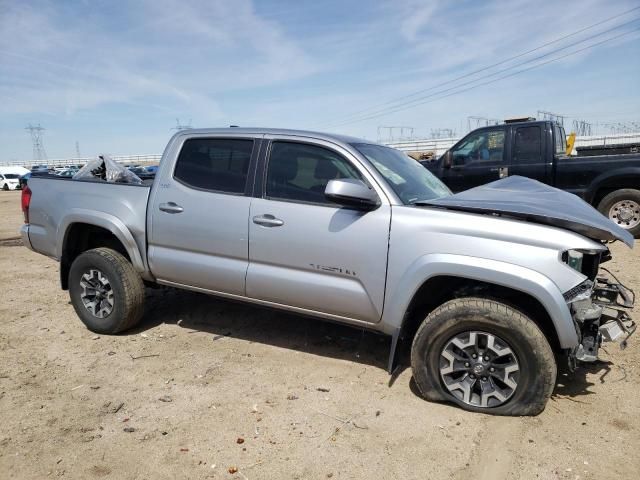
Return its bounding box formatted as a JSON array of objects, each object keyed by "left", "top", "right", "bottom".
[{"left": 21, "top": 128, "right": 636, "bottom": 415}]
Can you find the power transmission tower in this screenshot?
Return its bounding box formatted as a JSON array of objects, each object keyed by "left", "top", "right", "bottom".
[
  {"left": 377, "top": 126, "right": 414, "bottom": 142},
  {"left": 430, "top": 128, "right": 456, "bottom": 139},
  {"left": 172, "top": 118, "right": 193, "bottom": 131},
  {"left": 25, "top": 123, "right": 47, "bottom": 161},
  {"left": 75, "top": 141, "right": 82, "bottom": 159},
  {"left": 466, "top": 117, "right": 499, "bottom": 132},
  {"left": 572, "top": 120, "right": 592, "bottom": 136},
  {"left": 537, "top": 110, "right": 566, "bottom": 126}
]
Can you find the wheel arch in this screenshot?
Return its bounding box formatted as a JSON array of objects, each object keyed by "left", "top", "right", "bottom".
[
  {"left": 585, "top": 168, "right": 640, "bottom": 206},
  {"left": 383, "top": 254, "right": 578, "bottom": 371},
  {"left": 58, "top": 212, "right": 147, "bottom": 289}
]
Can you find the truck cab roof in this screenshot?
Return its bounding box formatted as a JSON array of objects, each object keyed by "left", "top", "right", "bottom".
[{"left": 174, "top": 127, "right": 372, "bottom": 147}]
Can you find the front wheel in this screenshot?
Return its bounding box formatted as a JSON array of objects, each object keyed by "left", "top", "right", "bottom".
[
  {"left": 2, "top": 183, "right": 8, "bottom": 191},
  {"left": 69, "top": 248, "right": 145, "bottom": 334},
  {"left": 597, "top": 188, "right": 640, "bottom": 237},
  {"left": 411, "top": 298, "right": 556, "bottom": 416}
]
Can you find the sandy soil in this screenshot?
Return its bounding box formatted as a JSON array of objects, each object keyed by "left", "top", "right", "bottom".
[{"left": 0, "top": 189, "right": 639, "bottom": 479}]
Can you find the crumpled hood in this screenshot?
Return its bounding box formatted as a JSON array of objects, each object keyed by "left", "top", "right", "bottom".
[{"left": 421, "top": 176, "right": 634, "bottom": 247}]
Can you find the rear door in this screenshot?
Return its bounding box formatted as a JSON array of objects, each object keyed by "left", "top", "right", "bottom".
[
  {"left": 148, "top": 135, "right": 259, "bottom": 295},
  {"left": 507, "top": 124, "right": 550, "bottom": 183},
  {"left": 245, "top": 137, "right": 391, "bottom": 323},
  {"left": 441, "top": 128, "right": 507, "bottom": 192}
]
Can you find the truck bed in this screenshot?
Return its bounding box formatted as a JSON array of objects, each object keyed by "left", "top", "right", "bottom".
[
  {"left": 25, "top": 175, "right": 151, "bottom": 264},
  {"left": 554, "top": 152, "right": 640, "bottom": 200}
]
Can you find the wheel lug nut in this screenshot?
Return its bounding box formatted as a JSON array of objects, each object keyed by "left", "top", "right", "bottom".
[
  {"left": 482, "top": 376, "right": 487, "bottom": 381},
  {"left": 464, "top": 362, "right": 470, "bottom": 367},
  {"left": 490, "top": 367, "right": 495, "bottom": 372},
  {"left": 469, "top": 374, "right": 475, "bottom": 379},
  {"left": 483, "top": 356, "right": 489, "bottom": 361},
  {"left": 472, "top": 354, "right": 477, "bottom": 359}
]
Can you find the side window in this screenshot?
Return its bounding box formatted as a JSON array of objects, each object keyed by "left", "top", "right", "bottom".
[
  {"left": 451, "top": 130, "right": 505, "bottom": 165},
  {"left": 266, "top": 141, "right": 363, "bottom": 204},
  {"left": 174, "top": 138, "right": 253, "bottom": 194},
  {"left": 513, "top": 126, "right": 542, "bottom": 163},
  {"left": 554, "top": 125, "right": 566, "bottom": 155}
]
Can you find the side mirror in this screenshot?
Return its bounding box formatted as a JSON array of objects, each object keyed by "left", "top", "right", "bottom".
[
  {"left": 442, "top": 150, "right": 453, "bottom": 169},
  {"left": 325, "top": 179, "right": 379, "bottom": 209}
]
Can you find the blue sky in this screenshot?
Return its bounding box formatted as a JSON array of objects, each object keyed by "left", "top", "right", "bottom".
[{"left": 0, "top": 0, "right": 639, "bottom": 161}]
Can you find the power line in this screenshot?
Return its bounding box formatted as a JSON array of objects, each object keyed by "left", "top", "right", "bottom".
[
  {"left": 326, "top": 6, "right": 640, "bottom": 127},
  {"left": 329, "top": 25, "right": 640, "bottom": 127}
]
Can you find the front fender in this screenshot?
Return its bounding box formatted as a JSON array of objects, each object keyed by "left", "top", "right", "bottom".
[
  {"left": 381, "top": 253, "right": 579, "bottom": 348},
  {"left": 58, "top": 209, "right": 146, "bottom": 274}
]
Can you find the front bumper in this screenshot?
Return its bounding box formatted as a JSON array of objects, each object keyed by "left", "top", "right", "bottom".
[{"left": 568, "top": 274, "right": 636, "bottom": 364}]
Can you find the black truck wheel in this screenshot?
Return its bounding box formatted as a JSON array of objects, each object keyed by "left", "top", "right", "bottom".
[
  {"left": 69, "top": 248, "right": 145, "bottom": 334},
  {"left": 411, "top": 298, "right": 556, "bottom": 416},
  {"left": 597, "top": 189, "right": 640, "bottom": 237}
]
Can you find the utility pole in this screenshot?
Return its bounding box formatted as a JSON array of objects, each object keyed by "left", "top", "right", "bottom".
[
  {"left": 75, "top": 141, "right": 82, "bottom": 159},
  {"left": 25, "top": 123, "right": 47, "bottom": 161}
]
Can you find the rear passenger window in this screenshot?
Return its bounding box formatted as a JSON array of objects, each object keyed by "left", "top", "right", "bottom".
[
  {"left": 514, "top": 126, "right": 542, "bottom": 163},
  {"left": 266, "top": 141, "right": 363, "bottom": 204},
  {"left": 174, "top": 138, "right": 253, "bottom": 194}
]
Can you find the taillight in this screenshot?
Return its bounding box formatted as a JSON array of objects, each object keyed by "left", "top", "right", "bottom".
[{"left": 21, "top": 185, "right": 31, "bottom": 224}]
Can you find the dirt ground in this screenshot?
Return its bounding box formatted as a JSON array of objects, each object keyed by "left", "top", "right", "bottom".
[{"left": 0, "top": 189, "right": 639, "bottom": 480}]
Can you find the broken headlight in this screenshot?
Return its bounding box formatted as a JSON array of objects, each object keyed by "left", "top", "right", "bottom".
[{"left": 562, "top": 248, "right": 604, "bottom": 280}]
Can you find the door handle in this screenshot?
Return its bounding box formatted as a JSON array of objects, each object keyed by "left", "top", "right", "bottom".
[
  {"left": 159, "top": 202, "right": 184, "bottom": 214},
  {"left": 253, "top": 214, "right": 284, "bottom": 227},
  {"left": 490, "top": 167, "right": 509, "bottom": 178}
]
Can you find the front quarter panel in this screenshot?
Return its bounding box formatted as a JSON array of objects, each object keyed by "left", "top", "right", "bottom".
[{"left": 382, "top": 207, "right": 605, "bottom": 348}]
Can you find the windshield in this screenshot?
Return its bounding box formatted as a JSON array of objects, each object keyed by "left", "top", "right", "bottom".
[
  {"left": 353, "top": 144, "right": 451, "bottom": 204},
  {"left": 4, "top": 174, "right": 19, "bottom": 179}
]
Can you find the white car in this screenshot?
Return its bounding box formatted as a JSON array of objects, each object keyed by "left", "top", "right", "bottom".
[{"left": 1, "top": 173, "right": 21, "bottom": 191}]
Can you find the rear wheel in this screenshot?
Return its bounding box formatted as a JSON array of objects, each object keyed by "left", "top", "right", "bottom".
[
  {"left": 411, "top": 298, "right": 556, "bottom": 416},
  {"left": 69, "top": 248, "right": 145, "bottom": 334},
  {"left": 597, "top": 188, "right": 640, "bottom": 237}
]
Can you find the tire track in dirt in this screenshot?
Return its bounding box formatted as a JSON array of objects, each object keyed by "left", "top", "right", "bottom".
[
  {"left": 454, "top": 417, "right": 523, "bottom": 480},
  {"left": 0, "top": 237, "right": 22, "bottom": 247}
]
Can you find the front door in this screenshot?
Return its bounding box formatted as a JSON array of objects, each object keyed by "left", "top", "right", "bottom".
[
  {"left": 246, "top": 139, "right": 391, "bottom": 323},
  {"left": 148, "top": 136, "right": 258, "bottom": 295},
  {"left": 442, "top": 128, "right": 507, "bottom": 192}
]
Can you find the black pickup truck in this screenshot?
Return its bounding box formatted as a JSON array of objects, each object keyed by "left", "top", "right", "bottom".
[{"left": 422, "top": 120, "right": 640, "bottom": 236}]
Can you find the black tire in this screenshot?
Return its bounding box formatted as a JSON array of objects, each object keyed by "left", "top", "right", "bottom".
[
  {"left": 69, "top": 247, "right": 145, "bottom": 334},
  {"left": 411, "top": 298, "right": 556, "bottom": 416},
  {"left": 597, "top": 188, "right": 640, "bottom": 237},
  {"left": 2, "top": 183, "right": 8, "bottom": 191}
]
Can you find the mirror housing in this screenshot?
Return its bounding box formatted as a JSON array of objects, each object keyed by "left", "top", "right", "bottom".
[
  {"left": 442, "top": 150, "right": 453, "bottom": 169},
  {"left": 325, "top": 179, "right": 379, "bottom": 209}
]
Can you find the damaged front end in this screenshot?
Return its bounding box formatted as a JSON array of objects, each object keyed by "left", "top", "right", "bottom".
[{"left": 563, "top": 253, "right": 636, "bottom": 368}]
